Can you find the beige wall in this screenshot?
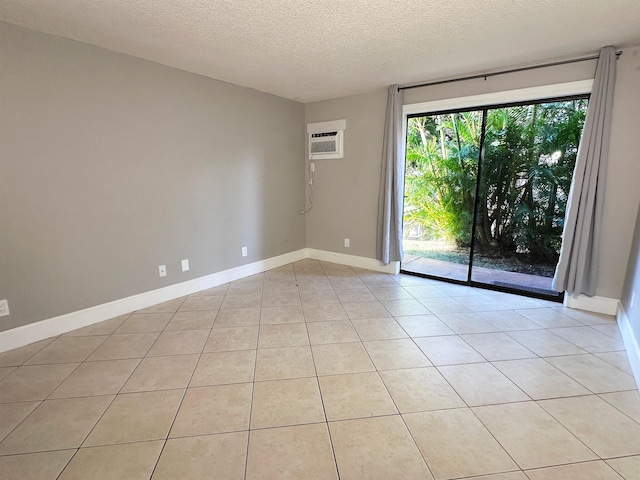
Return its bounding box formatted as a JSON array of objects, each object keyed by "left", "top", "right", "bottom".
[
  {"left": 305, "top": 46, "right": 640, "bottom": 300},
  {"left": 304, "top": 89, "right": 387, "bottom": 258},
  {"left": 0, "top": 22, "right": 306, "bottom": 332}
]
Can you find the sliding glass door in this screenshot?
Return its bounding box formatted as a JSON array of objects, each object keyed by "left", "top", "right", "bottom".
[{"left": 402, "top": 97, "right": 589, "bottom": 299}]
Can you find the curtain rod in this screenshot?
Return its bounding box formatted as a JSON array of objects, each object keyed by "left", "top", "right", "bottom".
[{"left": 399, "top": 50, "right": 623, "bottom": 91}]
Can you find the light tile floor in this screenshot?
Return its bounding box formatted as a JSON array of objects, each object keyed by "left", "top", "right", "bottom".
[{"left": 0, "top": 259, "right": 638, "bottom": 480}]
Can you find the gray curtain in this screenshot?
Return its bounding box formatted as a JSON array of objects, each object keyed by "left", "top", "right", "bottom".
[
  {"left": 376, "top": 85, "right": 405, "bottom": 264},
  {"left": 553, "top": 46, "right": 617, "bottom": 295}
]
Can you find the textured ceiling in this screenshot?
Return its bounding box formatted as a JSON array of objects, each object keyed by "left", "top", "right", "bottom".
[{"left": 1, "top": 0, "right": 639, "bottom": 102}]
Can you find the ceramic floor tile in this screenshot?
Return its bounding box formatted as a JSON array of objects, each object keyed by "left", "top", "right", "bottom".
[
  {"left": 545, "top": 354, "right": 637, "bottom": 393},
  {"left": 336, "top": 288, "right": 377, "bottom": 303},
  {"left": 417, "top": 297, "right": 472, "bottom": 314},
  {"left": 204, "top": 326, "right": 258, "bottom": 352},
  {"left": 227, "top": 281, "right": 264, "bottom": 295},
  {"left": 351, "top": 318, "right": 408, "bottom": 341},
  {"left": 0, "top": 450, "right": 76, "bottom": 480},
  {"left": 255, "top": 346, "right": 316, "bottom": 381},
  {"left": 299, "top": 290, "right": 340, "bottom": 305},
  {"left": 492, "top": 358, "right": 590, "bottom": 400},
  {"left": 50, "top": 359, "right": 140, "bottom": 398},
  {"left": 212, "top": 307, "right": 261, "bottom": 328},
  {"left": 464, "top": 474, "right": 527, "bottom": 480},
  {"left": 25, "top": 336, "right": 107, "bottom": 364},
  {"left": 380, "top": 367, "right": 465, "bottom": 413},
  {"left": 404, "top": 408, "right": 517, "bottom": 479},
  {"left": 58, "top": 440, "right": 163, "bottom": 480},
  {"left": 190, "top": 284, "right": 229, "bottom": 297},
  {"left": 454, "top": 296, "right": 511, "bottom": 312},
  {"left": 0, "top": 401, "right": 40, "bottom": 442},
  {"left": 306, "top": 321, "right": 360, "bottom": 345},
  {"left": 363, "top": 339, "right": 431, "bottom": 370},
  {"left": 0, "top": 396, "right": 113, "bottom": 454},
  {"left": 260, "top": 305, "right": 305, "bottom": 324},
  {"left": 414, "top": 335, "right": 486, "bottom": 366},
  {"left": 600, "top": 390, "right": 640, "bottom": 423},
  {"left": 606, "top": 455, "right": 640, "bottom": 480},
  {"left": 539, "top": 395, "right": 640, "bottom": 458},
  {"left": 437, "top": 313, "right": 500, "bottom": 334},
  {"left": 329, "top": 415, "right": 432, "bottom": 480},
  {"left": 318, "top": 372, "right": 397, "bottom": 421},
  {"left": 479, "top": 310, "right": 543, "bottom": 331},
  {"left": 121, "top": 354, "right": 198, "bottom": 392},
  {"left": 553, "top": 307, "right": 616, "bottom": 326},
  {"left": 152, "top": 432, "right": 248, "bottom": 480},
  {"left": 311, "top": 342, "right": 375, "bottom": 376},
  {"left": 262, "top": 291, "right": 301, "bottom": 307},
  {"left": 395, "top": 314, "right": 455, "bottom": 337},
  {"left": 524, "top": 460, "right": 626, "bottom": 480},
  {"left": 591, "top": 324, "right": 624, "bottom": 340},
  {"left": 302, "top": 303, "right": 349, "bottom": 322},
  {"left": 251, "top": 377, "right": 325, "bottom": 428},
  {"left": 329, "top": 277, "right": 367, "bottom": 290},
  {"left": 474, "top": 401, "right": 597, "bottom": 469},
  {"left": 342, "top": 301, "right": 392, "bottom": 320},
  {"left": 246, "top": 423, "right": 337, "bottom": 480},
  {"left": 220, "top": 292, "right": 263, "bottom": 310},
  {"left": 379, "top": 298, "right": 430, "bottom": 316},
  {"left": 84, "top": 389, "right": 183, "bottom": 446},
  {"left": 439, "top": 362, "right": 529, "bottom": 406},
  {"left": 190, "top": 350, "right": 256, "bottom": 386},
  {"left": 461, "top": 332, "right": 537, "bottom": 361},
  {"left": 258, "top": 323, "right": 309, "bottom": 349},
  {"left": 0, "top": 363, "right": 78, "bottom": 402},
  {"left": 403, "top": 285, "right": 449, "bottom": 299},
  {"left": 136, "top": 298, "right": 184, "bottom": 314},
  {"left": 178, "top": 295, "right": 223, "bottom": 312},
  {"left": 0, "top": 366, "right": 14, "bottom": 381},
  {"left": 114, "top": 313, "right": 173, "bottom": 334},
  {"left": 550, "top": 326, "right": 626, "bottom": 353},
  {"left": 64, "top": 315, "right": 128, "bottom": 336},
  {"left": 146, "top": 330, "right": 208, "bottom": 357},
  {"left": 369, "top": 286, "right": 414, "bottom": 300},
  {"left": 505, "top": 330, "right": 586, "bottom": 357},
  {"left": 87, "top": 333, "right": 160, "bottom": 361},
  {"left": 595, "top": 351, "right": 635, "bottom": 375},
  {"left": 165, "top": 310, "right": 217, "bottom": 331},
  {"left": 514, "top": 308, "right": 583, "bottom": 328}
]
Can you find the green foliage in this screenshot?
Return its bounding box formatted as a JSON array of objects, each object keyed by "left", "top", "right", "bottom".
[{"left": 404, "top": 99, "right": 588, "bottom": 263}]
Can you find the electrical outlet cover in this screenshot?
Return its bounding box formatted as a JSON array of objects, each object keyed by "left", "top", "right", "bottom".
[
  {"left": 0, "top": 299, "right": 9, "bottom": 317},
  {"left": 159, "top": 265, "right": 167, "bottom": 277},
  {"left": 241, "top": 247, "right": 248, "bottom": 257},
  {"left": 181, "top": 259, "right": 190, "bottom": 272}
]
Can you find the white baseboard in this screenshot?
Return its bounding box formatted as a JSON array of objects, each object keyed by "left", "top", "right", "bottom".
[
  {"left": 305, "top": 248, "right": 399, "bottom": 274},
  {"left": 617, "top": 305, "right": 640, "bottom": 389},
  {"left": 563, "top": 294, "right": 620, "bottom": 316},
  {"left": 0, "top": 249, "right": 307, "bottom": 353}
]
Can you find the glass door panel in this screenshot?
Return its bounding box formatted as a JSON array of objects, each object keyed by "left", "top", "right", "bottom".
[
  {"left": 470, "top": 100, "right": 588, "bottom": 295},
  {"left": 402, "top": 110, "right": 483, "bottom": 282}
]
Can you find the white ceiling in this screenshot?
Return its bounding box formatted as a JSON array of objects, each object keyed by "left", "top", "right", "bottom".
[{"left": 1, "top": 0, "right": 639, "bottom": 103}]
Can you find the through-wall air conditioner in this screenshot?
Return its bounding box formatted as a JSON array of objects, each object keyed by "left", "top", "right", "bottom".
[{"left": 307, "top": 119, "right": 346, "bottom": 159}]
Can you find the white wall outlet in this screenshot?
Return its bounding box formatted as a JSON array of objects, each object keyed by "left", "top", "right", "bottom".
[
  {"left": 159, "top": 265, "right": 167, "bottom": 277},
  {"left": 344, "top": 238, "right": 350, "bottom": 248},
  {"left": 310, "top": 162, "right": 315, "bottom": 172},
  {"left": 181, "top": 259, "right": 190, "bottom": 272},
  {"left": 241, "top": 246, "right": 248, "bottom": 257},
  {"left": 0, "top": 299, "right": 9, "bottom": 317},
  {"left": 631, "top": 291, "right": 636, "bottom": 309}
]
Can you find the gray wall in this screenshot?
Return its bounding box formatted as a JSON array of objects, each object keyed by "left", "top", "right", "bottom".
[
  {"left": 621, "top": 206, "right": 640, "bottom": 346},
  {"left": 0, "top": 22, "right": 306, "bottom": 332},
  {"left": 305, "top": 46, "right": 640, "bottom": 301}
]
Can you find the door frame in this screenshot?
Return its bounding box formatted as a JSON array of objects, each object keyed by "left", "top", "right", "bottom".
[{"left": 399, "top": 80, "right": 593, "bottom": 301}]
